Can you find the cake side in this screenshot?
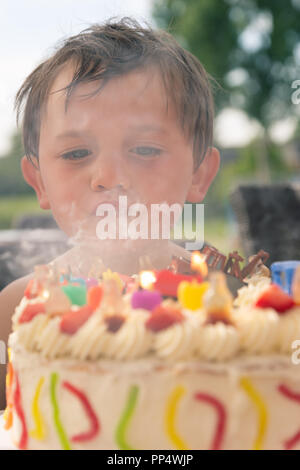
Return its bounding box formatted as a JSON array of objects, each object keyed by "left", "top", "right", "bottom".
[{"left": 7, "top": 336, "right": 300, "bottom": 450}]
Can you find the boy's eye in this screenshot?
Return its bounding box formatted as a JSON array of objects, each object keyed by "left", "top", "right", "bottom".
[
  {"left": 61, "top": 149, "right": 91, "bottom": 160},
  {"left": 131, "top": 146, "right": 162, "bottom": 157}
]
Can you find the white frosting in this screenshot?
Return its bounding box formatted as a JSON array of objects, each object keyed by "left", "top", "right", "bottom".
[
  {"left": 277, "top": 306, "right": 300, "bottom": 353},
  {"left": 153, "top": 313, "right": 202, "bottom": 361},
  {"left": 196, "top": 322, "right": 240, "bottom": 361},
  {"left": 15, "top": 314, "right": 49, "bottom": 350},
  {"left": 11, "top": 277, "right": 300, "bottom": 363},
  {"left": 101, "top": 310, "right": 153, "bottom": 360},
  {"left": 233, "top": 307, "right": 279, "bottom": 354},
  {"left": 233, "top": 276, "right": 271, "bottom": 308},
  {"left": 35, "top": 316, "right": 71, "bottom": 359}
]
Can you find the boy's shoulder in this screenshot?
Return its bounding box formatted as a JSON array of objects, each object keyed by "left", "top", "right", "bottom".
[{"left": 0, "top": 273, "right": 34, "bottom": 316}]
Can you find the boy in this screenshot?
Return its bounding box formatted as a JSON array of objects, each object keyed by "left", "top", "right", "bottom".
[{"left": 0, "top": 18, "right": 220, "bottom": 408}]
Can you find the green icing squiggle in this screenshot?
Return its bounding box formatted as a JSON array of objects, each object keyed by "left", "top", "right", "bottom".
[
  {"left": 115, "top": 385, "right": 139, "bottom": 450},
  {"left": 50, "top": 373, "right": 72, "bottom": 450}
]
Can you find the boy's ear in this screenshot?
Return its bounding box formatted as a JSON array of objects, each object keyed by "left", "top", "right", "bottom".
[
  {"left": 186, "top": 147, "right": 220, "bottom": 203},
  {"left": 21, "top": 156, "right": 51, "bottom": 210}
]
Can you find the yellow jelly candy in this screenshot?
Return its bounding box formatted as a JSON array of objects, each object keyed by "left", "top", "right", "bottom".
[{"left": 177, "top": 281, "right": 209, "bottom": 311}]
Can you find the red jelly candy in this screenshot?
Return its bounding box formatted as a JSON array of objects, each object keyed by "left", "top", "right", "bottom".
[
  {"left": 255, "top": 284, "right": 295, "bottom": 314},
  {"left": 87, "top": 286, "right": 103, "bottom": 311},
  {"left": 60, "top": 305, "right": 93, "bottom": 335},
  {"left": 19, "top": 303, "right": 46, "bottom": 324},
  {"left": 145, "top": 305, "right": 183, "bottom": 332}
]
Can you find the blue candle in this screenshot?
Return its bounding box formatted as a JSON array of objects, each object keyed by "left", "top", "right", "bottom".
[{"left": 271, "top": 261, "right": 300, "bottom": 295}]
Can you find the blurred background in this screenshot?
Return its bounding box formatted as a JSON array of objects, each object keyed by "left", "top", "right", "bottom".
[{"left": 0, "top": 0, "right": 300, "bottom": 288}]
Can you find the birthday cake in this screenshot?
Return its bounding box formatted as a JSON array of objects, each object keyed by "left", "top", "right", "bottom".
[{"left": 3, "top": 252, "right": 300, "bottom": 450}]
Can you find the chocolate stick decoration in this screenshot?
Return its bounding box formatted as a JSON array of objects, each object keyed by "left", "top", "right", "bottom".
[{"left": 169, "top": 243, "right": 269, "bottom": 282}]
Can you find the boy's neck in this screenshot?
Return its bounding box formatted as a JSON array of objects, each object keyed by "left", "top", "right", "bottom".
[{"left": 50, "top": 238, "right": 175, "bottom": 277}]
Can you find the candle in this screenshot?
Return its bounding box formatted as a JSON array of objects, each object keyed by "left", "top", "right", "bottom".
[
  {"left": 44, "top": 286, "right": 71, "bottom": 314},
  {"left": 61, "top": 284, "right": 87, "bottom": 307},
  {"left": 191, "top": 251, "right": 208, "bottom": 277},
  {"left": 131, "top": 290, "right": 162, "bottom": 311},
  {"left": 177, "top": 281, "right": 209, "bottom": 311},
  {"left": 102, "top": 269, "right": 123, "bottom": 292},
  {"left": 154, "top": 270, "right": 203, "bottom": 298},
  {"left": 271, "top": 261, "right": 300, "bottom": 295},
  {"left": 85, "top": 278, "right": 99, "bottom": 289},
  {"left": 71, "top": 277, "right": 86, "bottom": 287},
  {"left": 203, "top": 272, "right": 233, "bottom": 325},
  {"left": 87, "top": 285, "right": 103, "bottom": 310},
  {"left": 139, "top": 270, "right": 157, "bottom": 290},
  {"left": 292, "top": 266, "right": 300, "bottom": 304},
  {"left": 101, "top": 279, "right": 124, "bottom": 313}
]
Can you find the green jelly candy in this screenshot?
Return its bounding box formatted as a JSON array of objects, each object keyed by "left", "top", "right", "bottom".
[{"left": 61, "top": 285, "right": 87, "bottom": 306}]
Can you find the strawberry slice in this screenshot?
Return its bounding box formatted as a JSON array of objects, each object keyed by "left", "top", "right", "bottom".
[
  {"left": 19, "top": 303, "right": 46, "bottom": 323},
  {"left": 60, "top": 305, "right": 93, "bottom": 335},
  {"left": 146, "top": 305, "right": 183, "bottom": 332},
  {"left": 255, "top": 284, "right": 295, "bottom": 314}
]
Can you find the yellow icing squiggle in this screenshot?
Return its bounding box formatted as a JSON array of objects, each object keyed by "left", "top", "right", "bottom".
[
  {"left": 30, "top": 377, "right": 46, "bottom": 440},
  {"left": 165, "top": 385, "right": 189, "bottom": 450},
  {"left": 240, "top": 377, "right": 268, "bottom": 450}
]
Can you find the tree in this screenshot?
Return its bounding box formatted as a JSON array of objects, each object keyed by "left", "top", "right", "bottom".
[
  {"left": 153, "top": 0, "right": 300, "bottom": 132},
  {"left": 0, "top": 130, "right": 34, "bottom": 196}
]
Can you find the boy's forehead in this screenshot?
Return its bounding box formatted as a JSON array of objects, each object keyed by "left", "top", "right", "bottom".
[{"left": 44, "top": 61, "right": 175, "bottom": 125}]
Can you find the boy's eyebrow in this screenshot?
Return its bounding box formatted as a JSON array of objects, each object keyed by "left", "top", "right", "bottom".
[
  {"left": 130, "top": 124, "right": 167, "bottom": 133},
  {"left": 55, "top": 130, "right": 86, "bottom": 140},
  {"left": 55, "top": 125, "right": 167, "bottom": 140}
]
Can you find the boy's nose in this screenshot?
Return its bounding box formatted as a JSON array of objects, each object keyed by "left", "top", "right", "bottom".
[{"left": 90, "top": 159, "right": 130, "bottom": 192}]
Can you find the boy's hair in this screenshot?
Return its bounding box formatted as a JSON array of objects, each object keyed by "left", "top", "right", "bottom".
[{"left": 15, "top": 17, "right": 214, "bottom": 170}]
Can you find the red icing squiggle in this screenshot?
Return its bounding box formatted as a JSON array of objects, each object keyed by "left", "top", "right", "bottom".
[
  {"left": 13, "top": 373, "right": 28, "bottom": 450},
  {"left": 194, "top": 392, "right": 226, "bottom": 450},
  {"left": 63, "top": 381, "right": 100, "bottom": 442},
  {"left": 278, "top": 384, "right": 300, "bottom": 450}
]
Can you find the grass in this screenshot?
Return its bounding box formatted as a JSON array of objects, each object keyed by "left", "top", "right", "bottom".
[{"left": 0, "top": 195, "right": 45, "bottom": 229}]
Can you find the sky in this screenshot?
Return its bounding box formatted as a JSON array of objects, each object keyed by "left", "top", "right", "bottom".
[{"left": 0, "top": 0, "right": 296, "bottom": 157}]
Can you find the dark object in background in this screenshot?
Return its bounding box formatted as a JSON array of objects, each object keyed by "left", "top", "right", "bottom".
[
  {"left": 230, "top": 184, "right": 300, "bottom": 265},
  {"left": 12, "top": 213, "right": 58, "bottom": 230},
  {"left": 0, "top": 229, "right": 68, "bottom": 291}
]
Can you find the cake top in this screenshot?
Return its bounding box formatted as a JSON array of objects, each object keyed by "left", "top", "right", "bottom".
[{"left": 10, "top": 252, "right": 300, "bottom": 362}]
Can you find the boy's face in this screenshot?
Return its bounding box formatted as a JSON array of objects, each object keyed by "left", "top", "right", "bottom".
[{"left": 22, "top": 62, "right": 219, "bottom": 239}]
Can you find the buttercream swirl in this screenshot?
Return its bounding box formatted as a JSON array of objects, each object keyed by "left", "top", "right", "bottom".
[
  {"left": 233, "top": 307, "right": 279, "bottom": 354},
  {"left": 35, "top": 316, "right": 71, "bottom": 358},
  {"left": 196, "top": 322, "right": 240, "bottom": 361},
  {"left": 152, "top": 313, "right": 202, "bottom": 361},
  {"left": 233, "top": 277, "right": 271, "bottom": 309},
  {"left": 277, "top": 307, "right": 300, "bottom": 353},
  {"left": 12, "top": 296, "right": 46, "bottom": 329},
  {"left": 13, "top": 277, "right": 300, "bottom": 362},
  {"left": 15, "top": 314, "right": 49, "bottom": 350},
  {"left": 101, "top": 310, "right": 153, "bottom": 360}
]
